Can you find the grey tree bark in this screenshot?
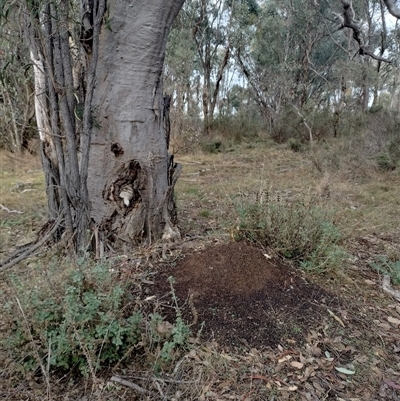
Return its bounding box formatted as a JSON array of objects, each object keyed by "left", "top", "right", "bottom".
[
  {"left": 383, "top": 0, "right": 400, "bottom": 18},
  {"left": 88, "top": 0, "right": 184, "bottom": 248},
  {"left": 25, "top": 0, "right": 185, "bottom": 254}
]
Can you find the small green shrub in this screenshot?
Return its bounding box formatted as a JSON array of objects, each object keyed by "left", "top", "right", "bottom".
[
  {"left": 376, "top": 152, "right": 397, "bottom": 171},
  {"left": 359, "top": 109, "right": 400, "bottom": 171},
  {"left": 4, "top": 261, "right": 142, "bottom": 375},
  {"left": 288, "top": 138, "right": 302, "bottom": 152},
  {"left": 3, "top": 260, "right": 191, "bottom": 376},
  {"left": 199, "top": 209, "right": 211, "bottom": 218},
  {"left": 146, "top": 277, "right": 191, "bottom": 368},
  {"left": 375, "top": 137, "right": 400, "bottom": 171},
  {"left": 158, "top": 316, "right": 191, "bottom": 362},
  {"left": 270, "top": 108, "right": 335, "bottom": 145},
  {"left": 161, "top": 277, "right": 190, "bottom": 361},
  {"left": 370, "top": 257, "right": 400, "bottom": 285},
  {"left": 201, "top": 140, "right": 223, "bottom": 154},
  {"left": 234, "top": 197, "right": 346, "bottom": 272},
  {"left": 210, "top": 112, "right": 264, "bottom": 143}
]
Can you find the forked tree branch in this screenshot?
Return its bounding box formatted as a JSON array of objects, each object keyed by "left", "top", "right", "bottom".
[
  {"left": 336, "top": 0, "right": 392, "bottom": 63},
  {"left": 383, "top": 0, "right": 400, "bottom": 19},
  {"left": 362, "top": 49, "right": 392, "bottom": 63}
]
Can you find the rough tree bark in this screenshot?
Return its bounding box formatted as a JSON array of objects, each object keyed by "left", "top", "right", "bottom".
[
  {"left": 88, "top": 1, "right": 184, "bottom": 248},
  {"left": 25, "top": 0, "right": 185, "bottom": 254}
]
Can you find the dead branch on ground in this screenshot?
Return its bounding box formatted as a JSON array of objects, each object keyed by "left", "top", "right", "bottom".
[{"left": 0, "top": 216, "right": 62, "bottom": 273}]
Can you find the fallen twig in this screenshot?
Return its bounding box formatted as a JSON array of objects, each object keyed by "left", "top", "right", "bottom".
[
  {"left": 0, "top": 203, "right": 24, "bottom": 214},
  {"left": 0, "top": 216, "right": 61, "bottom": 273},
  {"left": 110, "top": 376, "right": 156, "bottom": 397},
  {"left": 327, "top": 308, "right": 345, "bottom": 327},
  {"left": 116, "top": 374, "right": 201, "bottom": 384}
]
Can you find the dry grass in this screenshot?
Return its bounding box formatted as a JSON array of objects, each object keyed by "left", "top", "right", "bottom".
[
  {"left": 0, "top": 151, "right": 46, "bottom": 254},
  {"left": 1, "top": 137, "right": 400, "bottom": 400},
  {"left": 175, "top": 138, "right": 400, "bottom": 241}
]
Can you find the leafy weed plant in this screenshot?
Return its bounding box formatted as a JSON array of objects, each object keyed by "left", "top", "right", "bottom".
[
  {"left": 4, "top": 259, "right": 142, "bottom": 376},
  {"left": 3, "top": 258, "right": 191, "bottom": 377},
  {"left": 234, "top": 196, "right": 346, "bottom": 272},
  {"left": 148, "top": 277, "right": 191, "bottom": 368},
  {"left": 370, "top": 257, "right": 400, "bottom": 285}
]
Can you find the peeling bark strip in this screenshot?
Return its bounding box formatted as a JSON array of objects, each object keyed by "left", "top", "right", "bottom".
[{"left": 25, "top": 0, "right": 106, "bottom": 246}]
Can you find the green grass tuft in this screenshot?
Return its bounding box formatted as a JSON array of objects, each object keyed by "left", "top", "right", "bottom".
[
  {"left": 233, "top": 196, "right": 346, "bottom": 272},
  {"left": 370, "top": 257, "right": 400, "bottom": 285}
]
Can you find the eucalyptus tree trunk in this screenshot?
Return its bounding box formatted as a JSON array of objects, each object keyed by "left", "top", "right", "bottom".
[
  {"left": 26, "top": 0, "right": 185, "bottom": 254},
  {"left": 88, "top": 1, "right": 184, "bottom": 248},
  {"left": 193, "top": 0, "right": 231, "bottom": 135}
]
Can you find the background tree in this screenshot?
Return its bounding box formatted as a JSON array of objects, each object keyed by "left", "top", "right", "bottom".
[
  {"left": 0, "top": 4, "right": 34, "bottom": 152},
  {"left": 235, "top": 1, "right": 344, "bottom": 125},
  {"left": 164, "top": 4, "right": 201, "bottom": 148},
  {"left": 190, "top": 0, "right": 232, "bottom": 135},
  {"left": 165, "top": 0, "right": 234, "bottom": 136},
  {"left": 165, "top": 0, "right": 261, "bottom": 144}
]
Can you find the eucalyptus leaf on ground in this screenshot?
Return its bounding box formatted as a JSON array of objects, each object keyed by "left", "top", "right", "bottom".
[{"left": 335, "top": 367, "right": 356, "bottom": 375}]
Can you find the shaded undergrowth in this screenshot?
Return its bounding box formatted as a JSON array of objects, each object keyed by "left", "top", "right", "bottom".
[{"left": 1, "top": 257, "right": 191, "bottom": 379}]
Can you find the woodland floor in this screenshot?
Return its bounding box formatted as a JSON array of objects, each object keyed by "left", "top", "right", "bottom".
[
  {"left": 1, "top": 138, "right": 400, "bottom": 400},
  {"left": 151, "top": 242, "right": 341, "bottom": 350},
  {"left": 142, "top": 237, "right": 400, "bottom": 400}
]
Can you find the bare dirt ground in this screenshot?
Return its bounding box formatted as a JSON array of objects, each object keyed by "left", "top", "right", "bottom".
[
  {"left": 142, "top": 239, "right": 400, "bottom": 400},
  {"left": 152, "top": 242, "right": 340, "bottom": 349}
]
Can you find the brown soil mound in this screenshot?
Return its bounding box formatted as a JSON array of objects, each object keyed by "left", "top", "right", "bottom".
[{"left": 152, "top": 242, "right": 340, "bottom": 349}]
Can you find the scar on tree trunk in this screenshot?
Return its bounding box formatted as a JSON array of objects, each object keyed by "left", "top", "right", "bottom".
[{"left": 90, "top": 92, "right": 181, "bottom": 252}]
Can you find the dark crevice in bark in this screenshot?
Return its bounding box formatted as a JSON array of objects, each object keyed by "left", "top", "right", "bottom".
[
  {"left": 80, "top": 0, "right": 95, "bottom": 53},
  {"left": 100, "top": 160, "right": 149, "bottom": 245},
  {"left": 166, "top": 155, "right": 180, "bottom": 226},
  {"left": 163, "top": 94, "right": 171, "bottom": 148},
  {"left": 103, "top": 160, "right": 145, "bottom": 211},
  {"left": 111, "top": 142, "right": 124, "bottom": 157}
]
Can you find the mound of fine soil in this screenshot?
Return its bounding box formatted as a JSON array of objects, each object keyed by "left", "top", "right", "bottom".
[{"left": 152, "top": 242, "right": 340, "bottom": 349}]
